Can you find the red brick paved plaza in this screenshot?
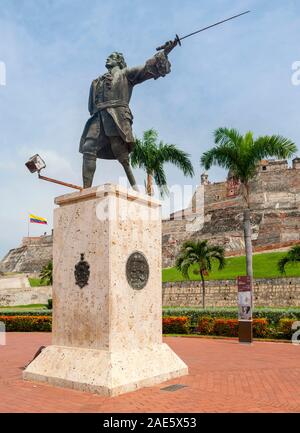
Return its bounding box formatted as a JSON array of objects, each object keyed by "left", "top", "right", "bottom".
[{"left": 0, "top": 333, "right": 299, "bottom": 413}]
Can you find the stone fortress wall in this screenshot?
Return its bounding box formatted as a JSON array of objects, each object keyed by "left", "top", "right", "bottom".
[
  {"left": 162, "top": 158, "right": 300, "bottom": 267},
  {"left": 1, "top": 158, "right": 300, "bottom": 274},
  {"left": 162, "top": 277, "right": 300, "bottom": 308},
  {"left": 0, "top": 234, "right": 53, "bottom": 273}
]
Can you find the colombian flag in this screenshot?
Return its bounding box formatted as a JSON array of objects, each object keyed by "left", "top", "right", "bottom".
[{"left": 29, "top": 213, "right": 48, "bottom": 225}]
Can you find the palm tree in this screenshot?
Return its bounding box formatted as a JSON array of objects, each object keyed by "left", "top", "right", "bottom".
[
  {"left": 278, "top": 244, "right": 300, "bottom": 274},
  {"left": 39, "top": 261, "right": 53, "bottom": 285},
  {"left": 130, "top": 129, "right": 194, "bottom": 196},
  {"left": 175, "top": 240, "right": 225, "bottom": 308},
  {"left": 201, "top": 128, "right": 297, "bottom": 280}
]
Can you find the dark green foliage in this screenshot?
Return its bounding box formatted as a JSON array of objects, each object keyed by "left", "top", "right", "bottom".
[
  {"left": 131, "top": 129, "right": 194, "bottom": 196},
  {"left": 175, "top": 240, "right": 225, "bottom": 280},
  {"left": 39, "top": 261, "right": 53, "bottom": 285},
  {"left": 278, "top": 245, "right": 300, "bottom": 274},
  {"left": 175, "top": 240, "right": 225, "bottom": 309},
  {"left": 200, "top": 128, "right": 297, "bottom": 281},
  {"left": 0, "top": 310, "right": 52, "bottom": 316},
  {"left": 162, "top": 307, "right": 300, "bottom": 326},
  {"left": 277, "top": 318, "right": 296, "bottom": 339},
  {"left": 201, "top": 128, "right": 297, "bottom": 187}
]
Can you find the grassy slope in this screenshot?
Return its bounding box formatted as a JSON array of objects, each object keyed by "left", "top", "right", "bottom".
[
  {"left": 28, "top": 278, "right": 49, "bottom": 287},
  {"left": 162, "top": 251, "right": 300, "bottom": 282}
]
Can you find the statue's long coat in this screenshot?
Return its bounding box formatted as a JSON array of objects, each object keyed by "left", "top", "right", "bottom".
[{"left": 79, "top": 52, "right": 171, "bottom": 160}]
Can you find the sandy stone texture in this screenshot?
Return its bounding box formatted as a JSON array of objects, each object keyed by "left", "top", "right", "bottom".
[{"left": 23, "top": 184, "right": 188, "bottom": 396}]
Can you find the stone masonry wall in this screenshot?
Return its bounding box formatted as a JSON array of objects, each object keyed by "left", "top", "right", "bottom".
[
  {"left": 162, "top": 159, "right": 300, "bottom": 267},
  {"left": 0, "top": 235, "right": 53, "bottom": 273},
  {"left": 0, "top": 286, "right": 52, "bottom": 307},
  {"left": 162, "top": 277, "right": 300, "bottom": 307}
]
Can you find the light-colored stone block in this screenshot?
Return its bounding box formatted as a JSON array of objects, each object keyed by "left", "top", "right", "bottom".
[
  {"left": 23, "top": 343, "right": 187, "bottom": 397},
  {"left": 23, "top": 184, "right": 188, "bottom": 396}
]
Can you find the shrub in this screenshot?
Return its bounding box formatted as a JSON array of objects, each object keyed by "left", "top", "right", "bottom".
[
  {"left": 47, "top": 299, "right": 52, "bottom": 309},
  {"left": 213, "top": 319, "right": 239, "bottom": 337},
  {"left": 277, "top": 318, "right": 296, "bottom": 339},
  {"left": 252, "top": 309, "right": 300, "bottom": 325},
  {"left": 163, "top": 316, "right": 190, "bottom": 334},
  {"left": 252, "top": 318, "right": 269, "bottom": 338},
  {"left": 39, "top": 261, "right": 53, "bottom": 285},
  {"left": 197, "top": 316, "right": 215, "bottom": 334},
  {"left": 0, "top": 310, "right": 52, "bottom": 316},
  {"left": 162, "top": 307, "right": 300, "bottom": 326},
  {"left": 196, "top": 317, "right": 269, "bottom": 338},
  {"left": 0, "top": 315, "right": 52, "bottom": 332}
]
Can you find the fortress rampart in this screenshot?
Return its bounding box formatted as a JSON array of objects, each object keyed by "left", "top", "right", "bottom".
[{"left": 162, "top": 158, "right": 300, "bottom": 267}]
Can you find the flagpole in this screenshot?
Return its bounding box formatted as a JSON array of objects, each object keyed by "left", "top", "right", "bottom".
[{"left": 27, "top": 213, "right": 30, "bottom": 237}]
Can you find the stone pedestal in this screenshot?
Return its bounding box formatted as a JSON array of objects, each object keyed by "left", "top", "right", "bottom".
[{"left": 23, "top": 184, "right": 188, "bottom": 396}]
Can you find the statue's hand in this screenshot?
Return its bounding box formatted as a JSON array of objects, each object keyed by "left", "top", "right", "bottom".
[{"left": 163, "top": 39, "right": 178, "bottom": 55}]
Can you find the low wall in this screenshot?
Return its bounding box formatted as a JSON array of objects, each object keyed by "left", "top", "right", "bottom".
[
  {"left": 2, "top": 277, "right": 300, "bottom": 308},
  {"left": 0, "top": 275, "right": 30, "bottom": 290},
  {"left": 0, "top": 286, "right": 52, "bottom": 307},
  {"left": 162, "top": 277, "right": 300, "bottom": 307}
]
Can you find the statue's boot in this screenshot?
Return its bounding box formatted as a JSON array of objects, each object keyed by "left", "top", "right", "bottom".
[
  {"left": 82, "top": 154, "right": 96, "bottom": 188},
  {"left": 120, "top": 160, "right": 139, "bottom": 192},
  {"left": 109, "top": 136, "right": 139, "bottom": 192}
]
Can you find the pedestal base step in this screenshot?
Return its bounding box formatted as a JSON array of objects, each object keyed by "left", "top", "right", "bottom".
[{"left": 23, "top": 343, "right": 188, "bottom": 397}]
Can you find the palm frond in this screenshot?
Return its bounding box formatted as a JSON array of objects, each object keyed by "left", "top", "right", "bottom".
[
  {"left": 278, "top": 244, "right": 300, "bottom": 274},
  {"left": 175, "top": 239, "right": 226, "bottom": 280},
  {"left": 180, "top": 260, "right": 193, "bottom": 280},
  {"left": 278, "top": 257, "right": 289, "bottom": 274},
  {"left": 39, "top": 261, "right": 53, "bottom": 285},
  {"left": 130, "top": 137, "right": 147, "bottom": 169},
  {"left": 153, "top": 162, "right": 168, "bottom": 197},
  {"left": 201, "top": 129, "right": 297, "bottom": 186},
  {"left": 208, "top": 245, "right": 226, "bottom": 270},
  {"left": 143, "top": 128, "right": 158, "bottom": 146},
  {"left": 132, "top": 129, "right": 193, "bottom": 193},
  {"left": 158, "top": 143, "right": 194, "bottom": 177},
  {"left": 200, "top": 145, "right": 240, "bottom": 174},
  {"left": 214, "top": 127, "right": 243, "bottom": 147},
  {"left": 251, "top": 135, "right": 297, "bottom": 161}
]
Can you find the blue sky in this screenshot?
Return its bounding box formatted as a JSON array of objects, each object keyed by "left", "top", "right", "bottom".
[{"left": 0, "top": 0, "right": 300, "bottom": 258}]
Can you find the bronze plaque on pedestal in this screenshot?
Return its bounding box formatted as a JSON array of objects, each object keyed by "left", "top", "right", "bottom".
[{"left": 126, "top": 251, "right": 149, "bottom": 290}]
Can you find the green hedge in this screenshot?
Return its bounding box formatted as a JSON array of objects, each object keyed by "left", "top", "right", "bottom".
[
  {"left": 1, "top": 308, "right": 298, "bottom": 338},
  {"left": 0, "top": 310, "right": 52, "bottom": 316},
  {"left": 162, "top": 307, "right": 300, "bottom": 326},
  {"left": 163, "top": 314, "right": 297, "bottom": 339},
  {"left": 277, "top": 318, "right": 296, "bottom": 339}
]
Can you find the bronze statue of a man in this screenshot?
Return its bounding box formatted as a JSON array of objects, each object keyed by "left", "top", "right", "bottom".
[{"left": 79, "top": 43, "right": 176, "bottom": 190}]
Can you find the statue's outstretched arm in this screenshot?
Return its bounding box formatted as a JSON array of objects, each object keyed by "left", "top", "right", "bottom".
[{"left": 126, "top": 51, "right": 171, "bottom": 86}]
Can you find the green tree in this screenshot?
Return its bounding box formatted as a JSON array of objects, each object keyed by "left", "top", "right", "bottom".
[
  {"left": 39, "top": 261, "right": 53, "bottom": 285},
  {"left": 201, "top": 128, "right": 297, "bottom": 280},
  {"left": 131, "top": 129, "right": 194, "bottom": 196},
  {"left": 175, "top": 240, "right": 225, "bottom": 308},
  {"left": 278, "top": 244, "right": 300, "bottom": 274}
]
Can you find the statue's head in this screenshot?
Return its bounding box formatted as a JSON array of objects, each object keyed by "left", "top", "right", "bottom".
[{"left": 105, "top": 52, "right": 127, "bottom": 70}]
